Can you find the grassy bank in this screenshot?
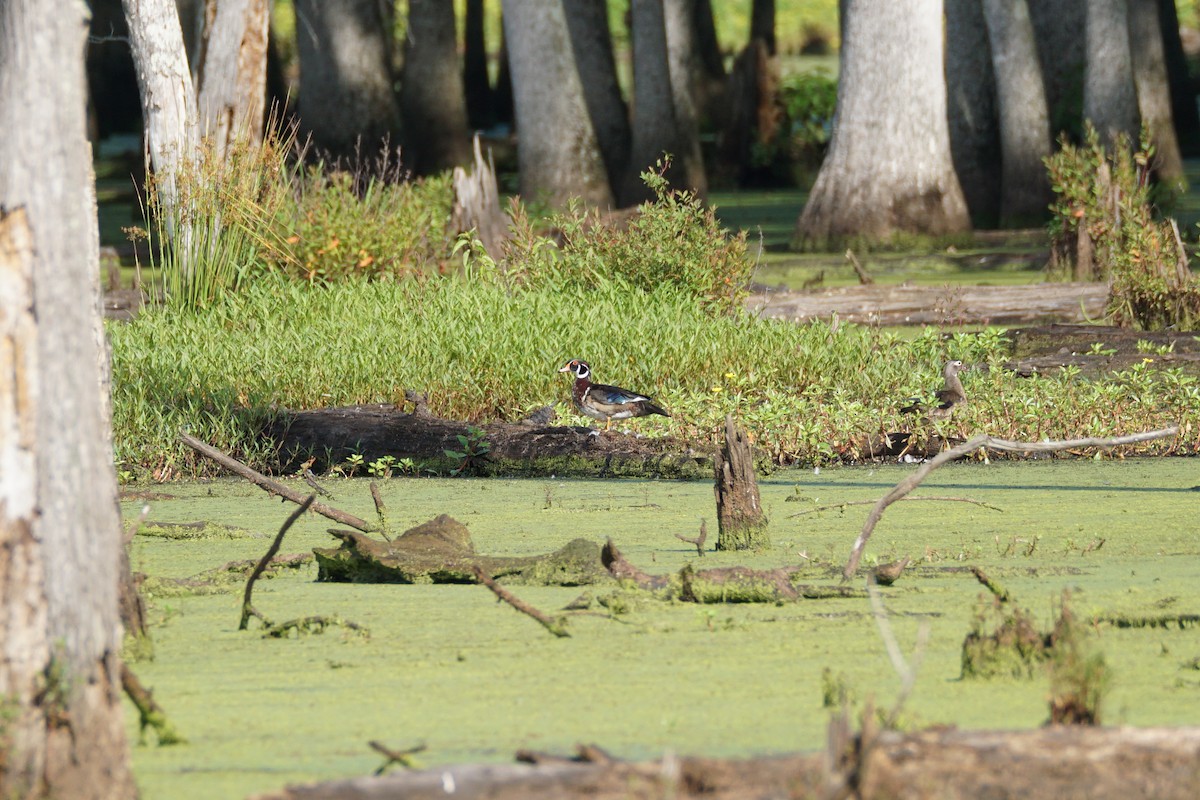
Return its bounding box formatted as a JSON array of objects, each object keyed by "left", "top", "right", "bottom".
[{"left": 109, "top": 277, "right": 1200, "bottom": 479}]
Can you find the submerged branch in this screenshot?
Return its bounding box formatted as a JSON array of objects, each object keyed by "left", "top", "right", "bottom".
[
  {"left": 472, "top": 565, "right": 570, "bottom": 638},
  {"left": 180, "top": 431, "right": 376, "bottom": 533},
  {"left": 122, "top": 663, "right": 185, "bottom": 745},
  {"left": 843, "top": 426, "right": 1179, "bottom": 579},
  {"left": 241, "top": 495, "right": 315, "bottom": 630},
  {"left": 788, "top": 495, "right": 1002, "bottom": 518}
]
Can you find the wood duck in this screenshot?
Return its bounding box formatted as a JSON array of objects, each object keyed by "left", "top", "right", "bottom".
[
  {"left": 901, "top": 360, "right": 966, "bottom": 422},
  {"left": 558, "top": 359, "right": 669, "bottom": 431}
]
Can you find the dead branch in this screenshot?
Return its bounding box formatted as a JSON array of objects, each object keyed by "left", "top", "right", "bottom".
[
  {"left": 369, "top": 740, "right": 427, "bottom": 775},
  {"left": 843, "top": 426, "right": 1178, "bottom": 579},
  {"left": 970, "top": 566, "right": 1012, "bottom": 602},
  {"left": 370, "top": 481, "right": 392, "bottom": 541},
  {"left": 123, "top": 502, "right": 150, "bottom": 544},
  {"left": 303, "top": 468, "right": 334, "bottom": 498},
  {"left": 845, "top": 249, "right": 874, "bottom": 285},
  {"left": 241, "top": 495, "right": 315, "bottom": 630},
  {"left": 472, "top": 565, "right": 570, "bottom": 638},
  {"left": 180, "top": 431, "right": 376, "bottom": 533},
  {"left": 122, "top": 663, "right": 185, "bottom": 745},
  {"left": 788, "top": 495, "right": 1002, "bottom": 518},
  {"left": 263, "top": 615, "right": 368, "bottom": 638},
  {"left": 867, "top": 576, "right": 930, "bottom": 728},
  {"left": 674, "top": 519, "right": 708, "bottom": 556}
]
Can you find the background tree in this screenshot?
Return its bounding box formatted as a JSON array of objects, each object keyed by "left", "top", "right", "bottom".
[
  {"left": 0, "top": 0, "right": 134, "bottom": 795},
  {"left": 194, "top": 0, "right": 270, "bottom": 159},
  {"left": 295, "top": 0, "right": 401, "bottom": 159},
  {"left": 623, "top": 0, "right": 679, "bottom": 204},
  {"left": 401, "top": 0, "right": 471, "bottom": 175},
  {"left": 502, "top": 0, "right": 613, "bottom": 207},
  {"left": 1029, "top": 0, "right": 1085, "bottom": 137},
  {"left": 946, "top": 0, "right": 1001, "bottom": 226},
  {"left": 563, "top": 0, "right": 631, "bottom": 194},
  {"left": 796, "top": 0, "right": 969, "bottom": 246},
  {"left": 1157, "top": 0, "right": 1200, "bottom": 153},
  {"left": 1084, "top": 0, "right": 1139, "bottom": 146},
  {"left": 750, "top": 0, "right": 776, "bottom": 54},
  {"left": 463, "top": 0, "right": 494, "bottom": 128},
  {"left": 983, "top": 0, "right": 1052, "bottom": 226},
  {"left": 1128, "top": 0, "right": 1184, "bottom": 187},
  {"left": 664, "top": 0, "right": 708, "bottom": 196}
]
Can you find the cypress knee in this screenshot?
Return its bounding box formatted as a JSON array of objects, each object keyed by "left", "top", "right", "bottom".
[{"left": 714, "top": 416, "right": 769, "bottom": 550}]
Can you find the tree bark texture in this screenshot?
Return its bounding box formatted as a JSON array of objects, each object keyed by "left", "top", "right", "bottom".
[
  {"left": 982, "top": 0, "right": 1053, "bottom": 227},
  {"left": 663, "top": 0, "right": 708, "bottom": 197},
  {"left": 195, "top": 0, "right": 269, "bottom": 159},
  {"left": 622, "top": 0, "right": 678, "bottom": 204},
  {"left": 1157, "top": 0, "right": 1200, "bottom": 154},
  {"left": 713, "top": 417, "right": 768, "bottom": 551},
  {"left": 295, "top": 0, "right": 401, "bottom": 160},
  {"left": 502, "top": 0, "right": 614, "bottom": 207},
  {"left": 1084, "top": 0, "right": 1139, "bottom": 146},
  {"left": 1029, "top": 0, "right": 1085, "bottom": 136},
  {"left": 945, "top": 0, "right": 1000, "bottom": 227},
  {"left": 463, "top": 0, "right": 494, "bottom": 128},
  {"left": 401, "top": 0, "right": 471, "bottom": 175},
  {"left": 795, "top": 0, "right": 969, "bottom": 247},
  {"left": 563, "top": 0, "right": 630, "bottom": 195},
  {"left": 0, "top": 0, "right": 134, "bottom": 795},
  {"left": 1128, "top": 0, "right": 1184, "bottom": 186},
  {"left": 122, "top": 0, "right": 200, "bottom": 255}
]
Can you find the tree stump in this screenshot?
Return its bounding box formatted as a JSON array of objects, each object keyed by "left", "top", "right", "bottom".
[{"left": 713, "top": 416, "right": 769, "bottom": 551}]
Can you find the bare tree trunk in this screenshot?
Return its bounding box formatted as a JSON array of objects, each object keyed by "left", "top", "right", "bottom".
[
  {"left": 983, "top": 0, "right": 1052, "bottom": 226},
  {"left": 123, "top": 0, "right": 199, "bottom": 267},
  {"left": 0, "top": 0, "right": 134, "bottom": 795},
  {"left": 1128, "top": 0, "right": 1184, "bottom": 187},
  {"left": 622, "top": 0, "right": 679, "bottom": 204},
  {"left": 1084, "top": 0, "right": 1139, "bottom": 146},
  {"left": 463, "top": 0, "right": 494, "bottom": 128},
  {"left": 1029, "top": 0, "right": 1086, "bottom": 137},
  {"left": 502, "top": 0, "right": 613, "bottom": 207},
  {"left": 692, "top": 0, "right": 727, "bottom": 129},
  {"left": 796, "top": 0, "right": 969, "bottom": 247},
  {"left": 401, "top": 0, "right": 472, "bottom": 175},
  {"left": 563, "top": 0, "right": 631, "bottom": 194},
  {"left": 195, "top": 0, "right": 269, "bottom": 159},
  {"left": 713, "top": 417, "right": 768, "bottom": 551},
  {"left": 1157, "top": 0, "right": 1200, "bottom": 154},
  {"left": 750, "top": 0, "right": 776, "bottom": 53},
  {"left": 295, "top": 0, "right": 401, "bottom": 159},
  {"left": 664, "top": 0, "right": 708, "bottom": 196},
  {"left": 945, "top": 0, "right": 1001, "bottom": 227}
]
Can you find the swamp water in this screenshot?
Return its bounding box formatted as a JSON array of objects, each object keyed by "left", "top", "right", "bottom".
[{"left": 122, "top": 458, "right": 1200, "bottom": 799}]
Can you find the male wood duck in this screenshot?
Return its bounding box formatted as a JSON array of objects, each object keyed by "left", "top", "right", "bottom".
[
  {"left": 558, "top": 359, "right": 669, "bottom": 431},
  {"left": 901, "top": 359, "right": 967, "bottom": 422}
]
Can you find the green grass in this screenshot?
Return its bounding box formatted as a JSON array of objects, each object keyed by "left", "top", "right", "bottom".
[{"left": 109, "top": 277, "right": 1200, "bottom": 479}]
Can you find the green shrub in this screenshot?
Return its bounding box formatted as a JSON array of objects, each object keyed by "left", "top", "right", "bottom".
[
  {"left": 462, "top": 162, "right": 754, "bottom": 314},
  {"left": 1045, "top": 124, "right": 1200, "bottom": 330},
  {"left": 777, "top": 68, "right": 837, "bottom": 172}
]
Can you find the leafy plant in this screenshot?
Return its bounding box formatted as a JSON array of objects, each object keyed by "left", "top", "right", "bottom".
[
  {"left": 1045, "top": 124, "right": 1200, "bottom": 329},
  {"left": 444, "top": 427, "right": 491, "bottom": 476},
  {"left": 367, "top": 455, "right": 397, "bottom": 478}
]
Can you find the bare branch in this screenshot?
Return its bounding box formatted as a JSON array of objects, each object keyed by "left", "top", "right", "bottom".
[
  {"left": 241, "top": 495, "right": 315, "bottom": 630},
  {"left": 788, "top": 495, "right": 1002, "bottom": 518},
  {"left": 180, "top": 431, "right": 376, "bottom": 533},
  {"left": 844, "top": 426, "right": 1178, "bottom": 579},
  {"left": 472, "top": 565, "right": 570, "bottom": 638}
]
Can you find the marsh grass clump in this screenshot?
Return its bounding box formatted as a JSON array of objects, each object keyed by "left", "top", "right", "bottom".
[{"left": 1045, "top": 124, "right": 1200, "bottom": 330}]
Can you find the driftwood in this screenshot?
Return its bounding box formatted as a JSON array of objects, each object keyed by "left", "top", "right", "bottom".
[
  {"left": 314, "top": 515, "right": 609, "bottom": 586},
  {"left": 251, "top": 725, "right": 1200, "bottom": 800},
  {"left": 473, "top": 565, "right": 570, "bottom": 638},
  {"left": 241, "top": 496, "right": 314, "bottom": 630},
  {"left": 843, "top": 426, "right": 1179, "bottom": 579},
  {"left": 268, "top": 404, "right": 711, "bottom": 479}
]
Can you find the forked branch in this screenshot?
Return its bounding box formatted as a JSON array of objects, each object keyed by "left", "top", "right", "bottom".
[{"left": 843, "top": 426, "right": 1178, "bottom": 579}]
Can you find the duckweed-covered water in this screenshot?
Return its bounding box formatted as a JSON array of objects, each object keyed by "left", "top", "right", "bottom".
[{"left": 122, "top": 458, "right": 1200, "bottom": 799}]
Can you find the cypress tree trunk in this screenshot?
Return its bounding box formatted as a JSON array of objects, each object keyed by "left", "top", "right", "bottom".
[
  {"left": 946, "top": 0, "right": 1000, "bottom": 228},
  {"left": 195, "top": 0, "right": 270, "bottom": 159},
  {"left": 401, "top": 0, "right": 472, "bottom": 174},
  {"left": 714, "top": 417, "right": 769, "bottom": 551}
]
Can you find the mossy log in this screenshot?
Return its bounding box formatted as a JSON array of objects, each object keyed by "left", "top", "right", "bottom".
[
  {"left": 267, "top": 403, "right": 713, "bottom": 479},
  {"left": 601, "top": 540, "right": 861, "bottom": 604},
  {"left": 314, "top": 514, "right": 610, "bottom": 585}
]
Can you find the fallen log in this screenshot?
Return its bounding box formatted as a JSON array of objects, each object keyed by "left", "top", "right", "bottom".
[
  {"left": 251, "top": 725, "right": 1200, "bottom": 800},
  {"left": 267, "top": 403, "right": 713, "bottom": 479}
]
